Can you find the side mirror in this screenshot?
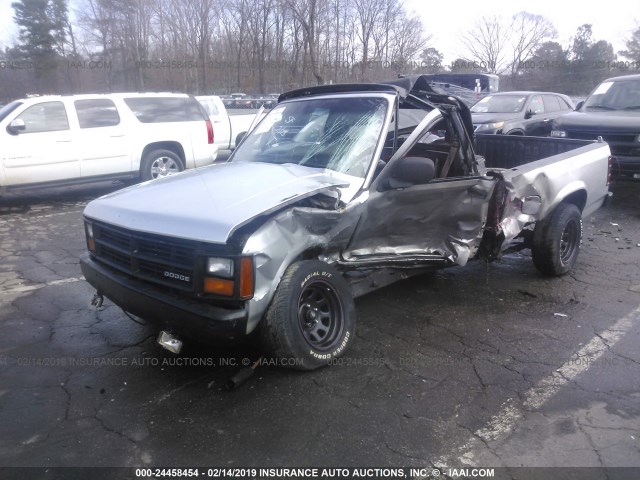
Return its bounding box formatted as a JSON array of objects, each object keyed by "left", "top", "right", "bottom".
[
  {"left": 7, "top": 118, "right": 26, "bottom": 135},
  {"left": 575, "top": 100, "right": 584, "bottom": 111},
  {"left": 524, "top": 110, "right": 535, "bottom": 120},
  {"left": 388, "top": 156, "right": 436, "bottom": 188}
]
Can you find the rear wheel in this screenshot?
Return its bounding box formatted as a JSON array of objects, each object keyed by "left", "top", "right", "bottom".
[
  {"left": 140, "top": 149, "right": 184, "bottom": 181},
  {"left": 259, "top": 260, "right": 356, "bottom": 370},
  {"left": 532, "top": 203, "right": 582, "bottom": 276}
]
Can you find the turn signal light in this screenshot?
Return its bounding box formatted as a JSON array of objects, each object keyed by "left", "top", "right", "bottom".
[
  {"left": 85, "top": 223, "right": 95, "bottom": 252},
  {"left": 203, "top": 277, "right": 234, "bottom": 296},
  {"left": 239, "top": 257, "right": 254, "bottom": 300}
]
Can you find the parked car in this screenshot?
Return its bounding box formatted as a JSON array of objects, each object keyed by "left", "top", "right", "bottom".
[
  {"left": 471, "top": 91, "right": 574, "bottom": 136},
  {"left": 228, "top": 93, "right": 252, "bottom": 109},
  {"left": 80, "top": 75, "right": 611, "bottom": 371},
  {"left": 196, "top": 95, "right": 259, "bottom": 150},
  {"left": 552, "top": 74, "right": 640, "bottom": 179},
  {"left": 0, "top": 93, "right": 217, "bottom": 194}
]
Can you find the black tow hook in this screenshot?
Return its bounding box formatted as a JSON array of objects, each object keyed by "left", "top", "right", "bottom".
[
  {"left": 225, "top": 357, "right": 263, "bottom": 391},
  {"left": 91, "top": 291, "right": 104, "bottom": 308}
]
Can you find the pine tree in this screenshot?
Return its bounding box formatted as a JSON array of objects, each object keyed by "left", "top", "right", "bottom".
[
  {"left": 620, "top": 27, "right": 640, "bottom": 63},
  {"left": 11, "top": 0, "right": 61, "bottom": 84}
]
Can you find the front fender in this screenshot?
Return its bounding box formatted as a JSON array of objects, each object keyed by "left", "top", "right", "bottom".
[{"left": 241, "top": 204, "right": 362, "bottom": 333}]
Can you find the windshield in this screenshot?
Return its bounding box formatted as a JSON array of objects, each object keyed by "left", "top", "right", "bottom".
[
  {"left": 471, "top": 95, "right": 527, "bottom": 113},
  {"left": 0, "top": 101, "right": 22, "bottom": 122},
  {"left": 583, "top": 79, "right": 640, "bottom": 111},
  {"left": 232, "top": 96, "right": 388, "bottom": 178}
]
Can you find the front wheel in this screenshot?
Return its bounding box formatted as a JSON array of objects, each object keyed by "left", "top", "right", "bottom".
[
  {"left": 532, "top": 203, "right": 582, "bottom": 276},
  {"left": 259, "top": 260, "right": 356, "bottom": 370},
  {"left": 140, "top": 149, "right": 184, "bottom": 181}
]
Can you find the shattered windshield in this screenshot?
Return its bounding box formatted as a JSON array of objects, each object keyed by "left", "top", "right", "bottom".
[
  {"left": 582, "top": 79, "right": 640, "bottom": 111},
  {"left": 471, "top": 95, "right": 527, "bottom": 113},
  {"left": 232, "top": 96, "right": 388, "bottom": 178}
]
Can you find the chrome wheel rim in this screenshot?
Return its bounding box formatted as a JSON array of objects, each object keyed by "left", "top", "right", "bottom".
[{"left": 150, "top": 156, "right": 180, "bottom": 178}]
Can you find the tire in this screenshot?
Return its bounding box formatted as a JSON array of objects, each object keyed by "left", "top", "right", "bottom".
[
  {"left": 140, "top": 149, "right": 184, "bottom": 181},
  {"left": 235, "top": 132, "right": 246, "bottom": 148},
  {"left": 259, "top": 260, "right": 356, "bottom": 370},
  {"left": 531, "top": 203, "right": 582, "bottom": 276}
]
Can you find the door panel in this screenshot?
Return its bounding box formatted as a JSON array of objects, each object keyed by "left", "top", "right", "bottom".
[
  {"left": 2, "top": 101, "right": 79, "bottom": 186},
  {"left": 345, "top": 177, "right": 497, "bottom": 266},
  {"left": 74, "top": 98, "right": 131, "bottom": 177}
]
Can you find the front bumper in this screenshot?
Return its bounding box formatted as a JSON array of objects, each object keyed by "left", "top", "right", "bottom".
[{"left": 80, "top": 253, "right": 248, "bottom": 341}]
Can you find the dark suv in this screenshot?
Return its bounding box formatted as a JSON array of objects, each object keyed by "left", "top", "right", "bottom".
[
  {"left": 552, "top": 74, "right": 640, "bottom": 178},
  {"left": 472, "top": 91, "right": 574, "bottom": 136}
]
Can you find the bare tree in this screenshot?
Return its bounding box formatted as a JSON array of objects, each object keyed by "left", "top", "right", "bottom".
[
  {"left": 282, "top": 0, "right": 324, "bottom": 85},
  {"left": 509, "top": 11, "right": 556, "bottom": 76},
  {"left": 353, "top": 0, "right": 383, "bottom": 80},
  {"left": 461, "top": 15, "right": 509, "bottom": 74},
  {"left": 7, "top": 0, "right": 438, "bottom": 96}
]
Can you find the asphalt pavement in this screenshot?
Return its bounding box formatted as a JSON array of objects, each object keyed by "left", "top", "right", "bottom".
[{"left": 0, "top": 178, "right": 639, "bottom": 477}]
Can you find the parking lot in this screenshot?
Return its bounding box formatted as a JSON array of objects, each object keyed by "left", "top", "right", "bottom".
[{"left": 1, "top": 177, "right": 639, "bottom": 475}]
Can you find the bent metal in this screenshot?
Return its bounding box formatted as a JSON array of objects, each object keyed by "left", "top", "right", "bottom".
[{"left": 80, "top": 75, "right": 612, "bottom": 371}]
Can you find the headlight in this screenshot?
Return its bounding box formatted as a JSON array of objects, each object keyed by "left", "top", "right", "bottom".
[
  {"left": 551, "top": 130, "right": 567, "bottom": 138},
  {"left": 206, "top": 257, "right": 234, "bottom": 278},
  {"left": 477, "top": 121, "right": 504, "bottom": 131}
]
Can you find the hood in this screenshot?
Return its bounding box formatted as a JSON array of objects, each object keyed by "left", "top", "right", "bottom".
[
  {"left": 553, "top": 110, "right": 640, "bottom": 133},
  {"left": 471, "top": 112, "right": 522, "bottom": 124},
  {"left": 84, "top": 162, "right": 348, "bottom": 243}
]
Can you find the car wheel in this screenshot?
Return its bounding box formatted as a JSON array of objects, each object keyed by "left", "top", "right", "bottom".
[
  {"left": 531, "top": 203, "right": 582, "bottom": 276},
  {"left": 235, "top": 132, "right": 246, "bottom": 147},
  {"left": 141, "top": 149, "right": 184, "bottom": 181},
  {"left": 259, "top": 260, "right": 356, "bottom": 370}
]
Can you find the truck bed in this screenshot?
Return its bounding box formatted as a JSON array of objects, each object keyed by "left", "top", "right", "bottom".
[
  {"left": 474, "top": 134, "right": 610, "bottom": 229},
  {"left": 474, "top": 135, "right": 595, "bottom": 169}
]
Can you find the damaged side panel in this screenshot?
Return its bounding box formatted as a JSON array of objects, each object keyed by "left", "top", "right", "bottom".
[
  {"left": 241, "top": 194, "right": 364, "bottom": 333},
  {"left": 343, "top": 177, "right": 497, "bottom": 267},
  {"left": 484, "top": 142, "right": 609, "bottom": 255}
]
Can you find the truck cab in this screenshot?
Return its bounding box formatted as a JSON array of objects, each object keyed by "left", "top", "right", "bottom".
[{"left": 80, "top": 76, "right": 611, "bottom": 371}]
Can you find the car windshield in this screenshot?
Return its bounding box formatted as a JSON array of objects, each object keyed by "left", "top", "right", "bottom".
[
  {"left": 582, "top": 79, "right": 640, "bottom": 111},
  {"left": 232, "top": 96, "right": 388, "bottom": 178},
  {"left": 471, "top": 95, "right": 528, "bottom": 113},
  {"left": 0, "top": 101, "right": 22, "bottom": 122}
]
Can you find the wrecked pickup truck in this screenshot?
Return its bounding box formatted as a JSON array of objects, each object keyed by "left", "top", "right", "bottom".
[{"left": 80, "top": 75, "right": 612, "bottom": 370}]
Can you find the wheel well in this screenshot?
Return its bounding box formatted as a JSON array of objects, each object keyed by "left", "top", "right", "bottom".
[
  {"left": 300, "top": 246, "right": 325, "bottom": 261},
  {"left": 141, "top": 142, "right": 185, "bottom": 167},
  {"left": 561, "top": 189, "right": 587, "bottom": 212}
]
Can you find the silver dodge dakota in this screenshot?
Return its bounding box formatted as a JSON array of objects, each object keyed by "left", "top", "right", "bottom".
[{"left": 80, "top": 75, "right": 612, "bottom": 370}]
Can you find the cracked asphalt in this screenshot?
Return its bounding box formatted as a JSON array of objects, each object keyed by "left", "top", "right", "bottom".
[{"left": 0, "top": 178, "right": 639, "bottom": 476}]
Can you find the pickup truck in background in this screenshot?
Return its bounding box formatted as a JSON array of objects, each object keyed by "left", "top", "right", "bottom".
[
  {"left": 551, "top": 73, "right": 640, "bottom": 179},
  {"left": 197, "top": 95, "right": 258, "bottom": 151},
  {"left": 81, "top": 75, "right": 611, "bottom": 372}
]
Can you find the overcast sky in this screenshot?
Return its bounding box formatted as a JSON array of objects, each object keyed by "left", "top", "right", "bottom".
[
  {"left": 406, "top": 0, "right": 639, "bottom": 63},
  {"left": 1, "top": 0, "right": 638, "bottom": 62}
]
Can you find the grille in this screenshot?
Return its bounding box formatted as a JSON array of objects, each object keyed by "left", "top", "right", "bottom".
[
  {"left": 567, "top": 131, "right": 640, "bottom": 156},
  {"left": 92, "top": 222, "right": 197, "bottom": 291}
]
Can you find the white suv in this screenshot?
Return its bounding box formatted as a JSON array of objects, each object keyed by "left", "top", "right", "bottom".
[{"left": 0, "top": 93, "right": 217, "bottom": 193}]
